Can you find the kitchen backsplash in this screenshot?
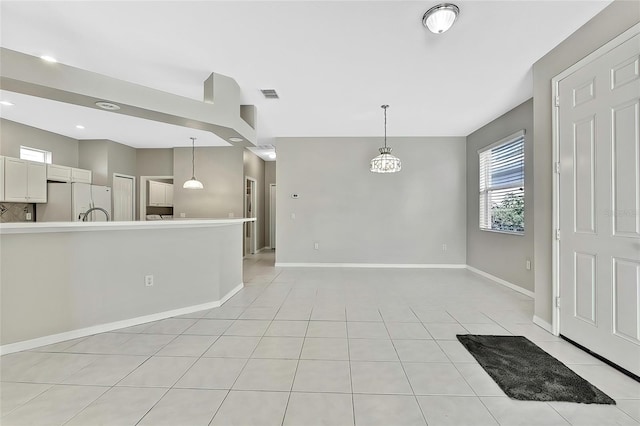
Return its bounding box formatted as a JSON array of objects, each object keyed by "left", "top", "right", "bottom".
[{"left": 0, "top": 203, "right": 35, "bottom": 223}]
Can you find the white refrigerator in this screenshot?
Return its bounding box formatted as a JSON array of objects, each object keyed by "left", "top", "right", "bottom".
[{"left": 37, "top": 182, "right": 112, "bottom": 222}]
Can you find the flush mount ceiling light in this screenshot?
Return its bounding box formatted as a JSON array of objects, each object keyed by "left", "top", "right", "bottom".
[
  {"left": 229, "top": 137, "right": 244, "bottom": 142},
  {"left": 370, "top": 105, "right": 401, "bottom": 174},
  {"left": 268, "top": 152, "right": 276, "bottom": 159},
  {"left": 183, "top": 137, "right": 204, "bottom": 190},
  {"left": 95, "top": 101, "right": 121, "bottom": 111},
  {"left": 422, "top": 3, "right": 460, "bottom": 34},
  {"left": 75, "top": 125, "right": 85, "bottom": 129}
]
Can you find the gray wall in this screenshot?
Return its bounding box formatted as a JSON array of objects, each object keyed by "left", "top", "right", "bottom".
[
  {"left": 78, "top": 140, "right": 108, "bottom": 185},
  {"left": 136, "top": 148, "right": 174, "bottom": 177},
  {"left": 107, "top": 140, "right": 137, "bottom": 183},
  {"left": 1, "top": 224, "right": 242, "bottom": 346},
  {"left": 532, "top": 0, "right": 639, "bottom": 323},
  {"left": 1, "top": 119, "right": 79, "bottom": 167},
  {"left": 276, "top": 137, "right": 467, "bottom": 265},
  {"left": 243, "top": 149, "right": 266, "bottom": 249},
  {"left": 173, "top": 146, "right": 244, "bottom": 219},
  {"left": 264, "top": 161, "right": 276, "bottom": 248},
  {"left": 79, "top": 139, "right": 136, "bottom": 187},
  {"left": 467, "top": 99, "right": 534, "bottom": 292}
]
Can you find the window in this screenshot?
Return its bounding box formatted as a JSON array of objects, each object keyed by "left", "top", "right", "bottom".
[
  {"left": 479, "top": 130, "right": 525, "bottom": 234},
  {"left": 20, "top": 146, "right": 52, "bottom": 164}
]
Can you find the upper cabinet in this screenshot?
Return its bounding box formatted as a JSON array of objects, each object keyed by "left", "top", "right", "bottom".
[
  {"left": 47, "top": 164, "right": 92, "bottom": 184},
  {"left": 148, "top": 180, "right": 173, "bottom": 207},
  {"left": 71, "top": 167, "right": 91, "bottom": 184},
  {"left": 3, "top": 157, "right": 47, "bottom": 203}
]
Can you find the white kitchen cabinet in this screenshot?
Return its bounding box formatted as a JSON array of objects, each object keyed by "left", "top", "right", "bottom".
[
  {"left": 165, "top": 184, "right": 173, "bottom": 206},
  {"left": 148, "top": 180, "right": 173, "bottom": 207},
  {"left": 0, "top": 156, "right": 5, "bottom": 202},
  {"left": 4, "top": 158, "right": 47, "bottom": 203},
  {"left": 47, "top": 164, "right": 92, "bottom": 184},
  {"left": 47, "top": 164, "right": 72, "bottom": 182},
  {"left": 71, "top": 168, "right": 92, "bottom": 184}
]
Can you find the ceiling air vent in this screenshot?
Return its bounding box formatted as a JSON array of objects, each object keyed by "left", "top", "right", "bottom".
[
  {"left": 260, "top": 89, "right": 279, "bottom": 99},
  {"left": 256, "top": 144, "right": 276, "bottom": 150}
]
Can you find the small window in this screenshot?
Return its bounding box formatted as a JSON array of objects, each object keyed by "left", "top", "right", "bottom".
[
  {"left": 479, "top": 130, "right": 525, "bottom": 235},
  {"left": 20, "top": 146, "right": 52, "bottom": 164}
]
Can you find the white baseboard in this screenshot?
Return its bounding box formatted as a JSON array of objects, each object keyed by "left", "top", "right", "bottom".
[
  {"left": 275, "top": 262, "right": 467, "bottom": 269},
  {"left": 466, "top": 265, "right": 534, "bottom": 298},
  {"left": 533, "top": 315, "right": 554, "bottom": 334},
  {"left": 0, "top": 282, "right": 244, "bottom": 356},
  {"left": 218, "top": 282, "right": 244, "bottom": 305}
]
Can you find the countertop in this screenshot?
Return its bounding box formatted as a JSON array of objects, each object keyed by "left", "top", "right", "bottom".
[{"left": 0, "top": 218, "right": 256, "bottom": 234}]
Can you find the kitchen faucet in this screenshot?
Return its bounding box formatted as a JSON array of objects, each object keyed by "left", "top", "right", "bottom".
[{"left": 81, "top": 207, "right": 110, "bottom": 222}]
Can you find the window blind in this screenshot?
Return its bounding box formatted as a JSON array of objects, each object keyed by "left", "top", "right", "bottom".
[{"left": 479, "top": 131, "right": 525, "bottom": 234}]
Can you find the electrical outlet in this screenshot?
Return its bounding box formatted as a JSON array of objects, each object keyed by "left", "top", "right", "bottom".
[
  {"left": 442, "top": 244, "right": 447, "bottom": 251},
  {"left": 228, "top": 212, "right": 234, "bottom": 218},
  {"left": 180, "top": 212, "right": 186, "bottom": 218},
  {"left": 145, "top": 275, "right": 154, "bottom": 287},
  {"left": 314, "top": 242, "right": 319, "bottom": 250},
  {"left": 291, "top": 213, "right": 296, "bottom": 220},
  {"left": 526, "top": 260, "right": 531, "bottom": 270},
  {"left": 25, "top": 212, "right": 32, "bottom": 221}
]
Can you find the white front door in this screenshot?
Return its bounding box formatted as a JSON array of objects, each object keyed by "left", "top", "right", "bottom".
[
  {"left": 113, "top": 174, "right": 134, "bottom": 221},
  {"left": 558, "top": 33, "right": 640, "bottom": 376}
]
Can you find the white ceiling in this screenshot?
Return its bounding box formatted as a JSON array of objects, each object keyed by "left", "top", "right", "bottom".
[{"left": 0, "top": 0, "right": 612, "bottom": 157}]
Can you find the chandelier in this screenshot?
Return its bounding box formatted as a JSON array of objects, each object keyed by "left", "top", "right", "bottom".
[{"left": 370, "top": 105, "right": 401, "bottom": 173}]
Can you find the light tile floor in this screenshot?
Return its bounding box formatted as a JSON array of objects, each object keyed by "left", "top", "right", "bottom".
[{"left": 1, "top": 251, "right": 639, "bottom": 425}]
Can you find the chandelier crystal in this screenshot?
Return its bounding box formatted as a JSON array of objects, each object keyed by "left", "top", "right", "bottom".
[{"left": 370, "top": 105, "right": 401, "bottom": 173}]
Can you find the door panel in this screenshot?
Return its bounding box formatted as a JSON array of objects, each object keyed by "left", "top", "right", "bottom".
[
  {"left": 612, "top": 100, "right": 640, "bottom": 237},
  {"left": 559, "top": 33, "right": 640, "bottom": 376},
  {"left": 613, "top": 258, "right": 640, "bottom": 344},
  {"left": 113, "top": 175, "right": 134, "bottom": 221},
  {"left": 574, "top": 252, "right": 597, "bottom": 325},
  {"left": 573, "top": 116, "right": 596, "bottom": 234}
]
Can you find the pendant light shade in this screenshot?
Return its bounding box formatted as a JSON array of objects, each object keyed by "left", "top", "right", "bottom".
[
  {"left": 422, "top": 3, "right": 459, "bottom": 34},
  {"left": 183, "top": 137, "right": 204, "bottom": 189},
  {"left": 370, "top": 105, "right": 401, "bottom": 173}
]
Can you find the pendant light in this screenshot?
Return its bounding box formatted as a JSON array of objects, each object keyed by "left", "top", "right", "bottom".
[
  {"left": 370, "top": 105, "right": 402, "bottom": 173},
  {"left": 183, "top": 137, "right": 204, "bottom": 189},
  {"left": 422, "top": 3, "right": 460, "bottom": 34}
]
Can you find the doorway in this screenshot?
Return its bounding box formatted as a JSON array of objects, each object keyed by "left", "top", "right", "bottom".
[
  {"left": 245, "top": 177, "right": 257, "bottom": 256},
  {"left": 112, "top": 174, "right": 135, "bottom": 221},
  {"left": 270, "top": 184, "right": 276, "bottom": 249},
  {"left": 553, "top": 27, "right": 639, "bottom": 376},
  {"left": 140, "top": 176, "right": 174, "bottom": 220}
]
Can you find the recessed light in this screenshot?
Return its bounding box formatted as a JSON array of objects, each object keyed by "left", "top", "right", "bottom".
[
  {"left": 95, "top": 101, "right": 121, "bottom": 111},
  {"left": 229, "top": 137, "right": 244, "bottom": 142},
  {"left": 40, "top": 55, "right": 58, "bottom": 63},
  {"left": 268, "top": 152, "right": 276, "bottom": 159},
  {"left": 76, "top": 125, "right": 85, "bottom": 129},
  {"left": 0, "top": 101, "right": 14, "bottom": 106}
]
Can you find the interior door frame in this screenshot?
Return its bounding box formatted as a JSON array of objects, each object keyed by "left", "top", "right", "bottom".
[
  {"left": 551, "top": 23, "right": 640, "bottom": 337},
  {"left": 112, "top": 173, "right": 136, "bottom": 221},
  {"left": 140, "top": 175, "right": 173, "bottom": 221},
  {"left": 245, "top": 176, "right": 258, "bottom": 255},
  {"left": 270, "top": 183, "right": 276, "bottom": 249}
]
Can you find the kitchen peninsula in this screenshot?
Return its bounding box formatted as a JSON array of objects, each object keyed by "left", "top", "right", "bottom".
[{"left": 0, "top": 218, "right": 255, "bottom": 354}]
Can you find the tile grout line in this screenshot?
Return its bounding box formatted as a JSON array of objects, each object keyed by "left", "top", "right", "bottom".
[
  {"left": 381, "top": 314, "right": 430, "bottom": 426},
  {"left": 346, "top": 306, "right": 356, "bottom": 426}
]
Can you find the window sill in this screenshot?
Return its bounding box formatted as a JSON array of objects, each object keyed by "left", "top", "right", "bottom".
[{"left": 479, "top": 228, "right": 524, "bottom": 236}]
